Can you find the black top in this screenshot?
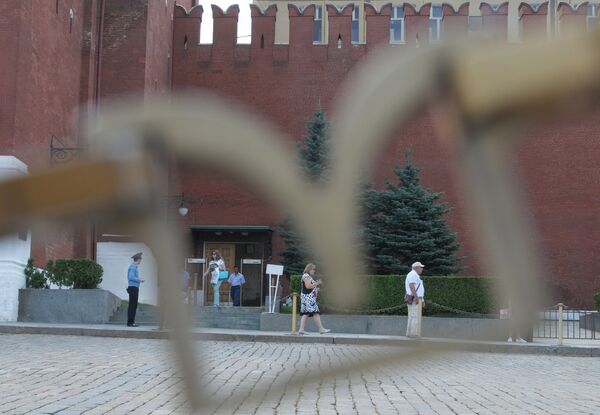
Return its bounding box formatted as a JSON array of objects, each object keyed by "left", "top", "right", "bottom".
[{"left": 301, "top": 273, "right": 313, "bottom": 294}]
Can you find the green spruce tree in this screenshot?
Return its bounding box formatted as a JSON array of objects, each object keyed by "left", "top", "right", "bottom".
[
  {"left": 277, "top": 109, "right": 330, "bottom": 275},
  {"left": 365, "top": 151, "right": 460, "bottom": 275},
  {"left": 297, "top": 109, "right": 330, "bottom": 184}
]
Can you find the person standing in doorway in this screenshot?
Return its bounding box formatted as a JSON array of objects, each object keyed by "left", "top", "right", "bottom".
[
  {"left": 181, "top": 269, "right": 191, "bottom": 304},
  {"left": 204, "top": 250, "right": 226, "bottom": 306},
  {"left": 127, "top": 252, "right": 145, "bottom": 327},
  {"left": 405, "top": 261, "right": 425, "bottom": 338},
  {"left": 228, "top": 266, "right": 245, "bottom": 306}
]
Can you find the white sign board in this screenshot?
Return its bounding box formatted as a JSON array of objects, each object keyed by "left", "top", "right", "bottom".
[
  {"left": 266, "top": 264, "right": 284, "bottom": 276},
  {"left": 242, "top": 258, "right": 262, "bottom": 264},
  {"left": 187, "top": 258, "right": 205, "bottom": 264}
]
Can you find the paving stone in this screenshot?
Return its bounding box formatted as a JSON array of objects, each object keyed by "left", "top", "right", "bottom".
[{"left": 0, "top": 334, "right": 599, "bottom": 414}]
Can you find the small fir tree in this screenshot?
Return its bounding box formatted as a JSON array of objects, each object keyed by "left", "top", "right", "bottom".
[
  {"left": 297, "top": 109, "right": 330, "bottom": 184},
  {"left": 365, "top": 151, "right": 460, "bottom": 275},
  {"left": 278, "top": 109, "right": 331, "bottom": 276}
]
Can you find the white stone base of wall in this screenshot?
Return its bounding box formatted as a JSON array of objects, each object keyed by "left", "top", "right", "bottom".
[
  {"left": 96, "top": 242, "right": 158, "bottom": 305},
  {"left": 0, "top": 156, "right": 30, "bottom": 322}
]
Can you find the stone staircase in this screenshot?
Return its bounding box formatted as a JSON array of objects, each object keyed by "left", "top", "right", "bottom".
[
  {"left": 193, "top": 306, "right": 262, "bottom": 330},
  {"left": 108, "top": 302, "right": 160, "bottom": 326},
  {"left": 109, "top": 302, "right": 262, "bottom": 330}
]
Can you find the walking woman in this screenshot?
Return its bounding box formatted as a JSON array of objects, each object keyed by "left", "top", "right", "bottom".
[
  {"left": 204, "top": 250, "right": 226, "bottom": 306},
  {"left": 298, "top": 263, "right": 330, "bottom": 335}
]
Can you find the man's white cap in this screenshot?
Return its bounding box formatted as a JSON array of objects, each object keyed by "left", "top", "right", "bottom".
[{"left": 412, "top": 262, "right": 425, "bottom": 268}]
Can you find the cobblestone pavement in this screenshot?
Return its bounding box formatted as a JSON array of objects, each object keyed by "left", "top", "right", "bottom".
[{"left": 1, "top": 334, "right": 599, "bottom": 415}]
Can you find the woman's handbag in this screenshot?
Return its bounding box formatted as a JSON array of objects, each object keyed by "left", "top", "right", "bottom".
[{"left": 218, "top": 270, "right": 229, "bottom": 280}]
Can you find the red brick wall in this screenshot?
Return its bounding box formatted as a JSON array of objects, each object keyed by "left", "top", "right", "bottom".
[
  {"left": 78, "top": 0, "right": 102, "bottom": 121},
  {"left": 557, "top": 3, "right": 587, "bottom": 35},
  {"left": 100, "top": 0, "right": 148, "bottom": 102},
  {"left": 1, "top": 1, "right": 89, "bottom": 263},
  {"left": 1, "top": 1, "right": 85, "bottom": 168},
  {"left": 517, "top": 115, "right": 600, "bottom": 306},
  {"left": 100, "top": 0, "right": 176, "bottom": 101},
  {"left": 171, "top": 4, "right": 600, "bottom": 307},
  {"left": 0, "top": 0, "right": 22, "bottom": 155},
  {"left": 145, "top": 0, "right": 176, "bottom": 99},
  {"left": 404, "top": 4, "right": 431, "bottom": 47},
  {"left": 442, "top": 3, "right": 469, "bottom": 39},
  {"left": 519, "top": 2, "right": 548, "bottom": 40},
  {"left": 480, "top": 2, "right": 508, "bottom": 41},
  {"left": 171, "top": 5, "right": 477, "bottom": 278}
]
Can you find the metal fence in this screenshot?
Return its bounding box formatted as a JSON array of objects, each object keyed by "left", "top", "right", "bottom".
[{"left": 535, "top": 307, "right": 599, "bottom": 340}]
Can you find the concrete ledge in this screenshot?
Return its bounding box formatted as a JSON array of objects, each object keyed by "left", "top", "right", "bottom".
[
  {"left": 261, "top": 313, "right": 510, "bottom": 341},
  {"left": 18, "top": 289, "right": 122, "bottom": 324},
  {"left": 0, "top": 323, "right": 599, "bottom": 357}
]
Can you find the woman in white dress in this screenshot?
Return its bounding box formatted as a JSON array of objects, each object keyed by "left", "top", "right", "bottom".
[
  {"left": 298, "top": 263, "right": 330, "bottom": 335},
  {"left": 204, "top": 250, "right": 226, "bottom": 306}
]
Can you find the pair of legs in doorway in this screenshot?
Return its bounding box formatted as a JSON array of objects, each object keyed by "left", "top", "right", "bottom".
[{"left": 212, "top": 280, "right": 243, "bottom": 306}]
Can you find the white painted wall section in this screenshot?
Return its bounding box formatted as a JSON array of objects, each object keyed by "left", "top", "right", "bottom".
[
  {"left": 0, "top": 156, "right": 31, "bottom": 321},
  {"left": 96, "top": 242, "right": 158, "bottom": 305}
]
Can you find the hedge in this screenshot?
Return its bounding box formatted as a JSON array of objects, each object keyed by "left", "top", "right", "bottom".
[
  {"left": 290, "top": 275, "right": 499, "bottom": 316},
  {"left": 24, "top": 258, "right": 49, "bottom": 289},
  {"left": 47, "top": 259, "right": 104, "bottom": 289}
]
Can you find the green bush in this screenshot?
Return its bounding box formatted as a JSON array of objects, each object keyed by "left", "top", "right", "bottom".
[
  {"left": 49, "top": 259, "right": 103, "bottom": 289},
  {"left": 24, "top": 258, "right": 48, "bottom": 289},
  {"left": 595, "top": 293, "right": 600, "bottom": 312},
  {"left": 290, "top": 275, "right": 498, "bottom": 316}
]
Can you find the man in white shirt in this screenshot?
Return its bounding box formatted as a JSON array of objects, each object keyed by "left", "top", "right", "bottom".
[{"left": 405, "top": 261, "right": 425, "bottom": 338}]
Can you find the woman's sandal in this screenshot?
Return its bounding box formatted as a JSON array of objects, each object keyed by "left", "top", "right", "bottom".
[
  {"left": 297, "top": 331, "right": 305, "bottom": 336},
  {"left": 319, "top": 329, "right": 331, "bottom": 334}
]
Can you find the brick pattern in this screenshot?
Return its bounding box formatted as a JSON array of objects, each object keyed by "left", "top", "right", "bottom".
[
  {"left": 172, "top": 4, "right": 600, "bottom": 307},
  {"left": 1, "top": 1, "right": 598, "bottom": 306},
  {"left": 0, "top": 334, "right": 599, "bottom": 414},
  {"left": 0, "top": 0, "right": 90, "bottom": 262}
]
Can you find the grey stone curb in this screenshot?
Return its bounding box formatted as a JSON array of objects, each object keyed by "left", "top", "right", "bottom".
[{"left": 0, "top": 324, "right": 598, "bottom": 357}]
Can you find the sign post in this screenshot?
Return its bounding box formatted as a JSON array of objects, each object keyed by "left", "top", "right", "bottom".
[
  {"left": 187, "top": 258, "right": 205, "bottom": 306},
  {"left": 265, "top": 264, "right": 284, "bottom": 313}
]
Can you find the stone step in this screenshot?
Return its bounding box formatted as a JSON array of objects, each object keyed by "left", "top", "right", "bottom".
[
  {"left": 194, "top": 319, "right": 260, "bottom": 330},
  {"left": 193, "top": 306, "right": 263, "bottom": 315},
  {"left": 108, "top": 301, "right": 264, "bottom": 330},
  {"left": 109, "top": 303, "right": 159, "bottom": 323},
  {"left": 194, "top": 317, "right": 260, "bottom": 326}
]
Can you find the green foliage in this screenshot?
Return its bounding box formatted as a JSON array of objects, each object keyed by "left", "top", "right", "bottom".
[
  {"left": 297, "top": 109, "right": 330, "bottom": 183},
  {"left": 595, "top": 293, "right": 600, "bottom": 312},
  {"left": 48, "top": 259, "right": 103, "bottom": 289},
  {"left": 290, "top": 275, "right": 497, "bottom": 316},
  {"left": 365, "top": 151, "right": 460, "bottom": 275},
  {"left": 277, "top": 217, "right": 311, "bottom": 277},
  {"left": 279, "top": 108, "right": 331, "bottom": 274},
  {"left": 24, "top": 258, "right": 48, "bottom": 289}
]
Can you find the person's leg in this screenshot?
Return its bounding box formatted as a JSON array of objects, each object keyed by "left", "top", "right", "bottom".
[
  {"left": 127, "top": 287, "right": 134, "bottom": 325},
  {"left": 213, "top": 280, "right": 222, "bottom": 306},
  {"left": 233, "top": 286, "right": 241, "bottom": 306},
  {"left": 313, "top": 314, "right": 330, "bottom": 333},
  {"left": 406, "top": 301, "right": 417, "bottom": 337},
  {"left": 416, "top": 298, "right": 423, "bottom": 337},
  {"left": 128, "top": 287, "right": 139, "bottom": 326},
  {"left": 298, "top": 314, "right": 308, "bottom": 333}
]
